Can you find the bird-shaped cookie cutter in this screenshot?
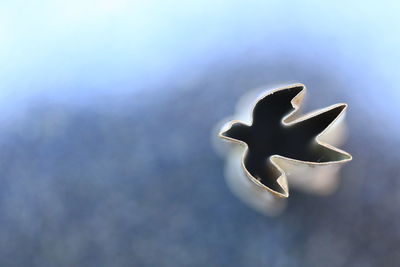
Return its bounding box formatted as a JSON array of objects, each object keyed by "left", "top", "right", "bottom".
[{"left": 217, "top": 84, "right": 352, "bottom": 215}]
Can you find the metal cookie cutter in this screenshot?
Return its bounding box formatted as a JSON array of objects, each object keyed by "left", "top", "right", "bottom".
[{"left": 217, "top": 84, "right": 352, "bottom": 215}]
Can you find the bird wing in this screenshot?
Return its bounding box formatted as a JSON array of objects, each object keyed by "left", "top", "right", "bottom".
[
  {"left": 252, "top": 84, "right": 304, "bottom": 126},
  {"left": 289, "top": 104, "right": 346, "bottom": 138},
  {"left": 308, "top": 142, "right": 352, "bottom": 163}
]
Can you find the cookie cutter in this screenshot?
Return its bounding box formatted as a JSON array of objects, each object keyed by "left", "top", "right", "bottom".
[{"left": 217, "top": 84, "right": 352, "bottom": 215}]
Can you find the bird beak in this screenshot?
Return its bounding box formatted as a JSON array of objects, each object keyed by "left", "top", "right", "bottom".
[{"left": 219, "top": 121, "right": 234, "bottom": 138}]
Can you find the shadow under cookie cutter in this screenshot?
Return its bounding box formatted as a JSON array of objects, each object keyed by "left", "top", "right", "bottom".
[{"left": 216, "top": 83, "right": 352, "bottom": 215}]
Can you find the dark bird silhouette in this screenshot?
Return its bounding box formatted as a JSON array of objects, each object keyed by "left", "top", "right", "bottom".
[{"left": 219, "top": 84, "right": 352, "bottom": 197}]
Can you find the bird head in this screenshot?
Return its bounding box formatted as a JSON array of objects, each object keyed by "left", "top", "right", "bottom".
[{"left": 219, "top": 121, "right": 250, "bottom": 143}]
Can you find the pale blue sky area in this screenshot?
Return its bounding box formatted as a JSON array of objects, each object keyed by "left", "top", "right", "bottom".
[{"left": 0, "top": 1, "right": 399, "bottom": 111}]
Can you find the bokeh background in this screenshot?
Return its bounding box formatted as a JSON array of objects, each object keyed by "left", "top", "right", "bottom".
[{"left": 1, "top": 1, "right": 400, "bottom": 266}]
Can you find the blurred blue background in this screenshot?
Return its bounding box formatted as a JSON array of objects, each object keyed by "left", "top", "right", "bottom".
[{"left": 1, "top": 1, "right": 400, "bottom": 266}]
